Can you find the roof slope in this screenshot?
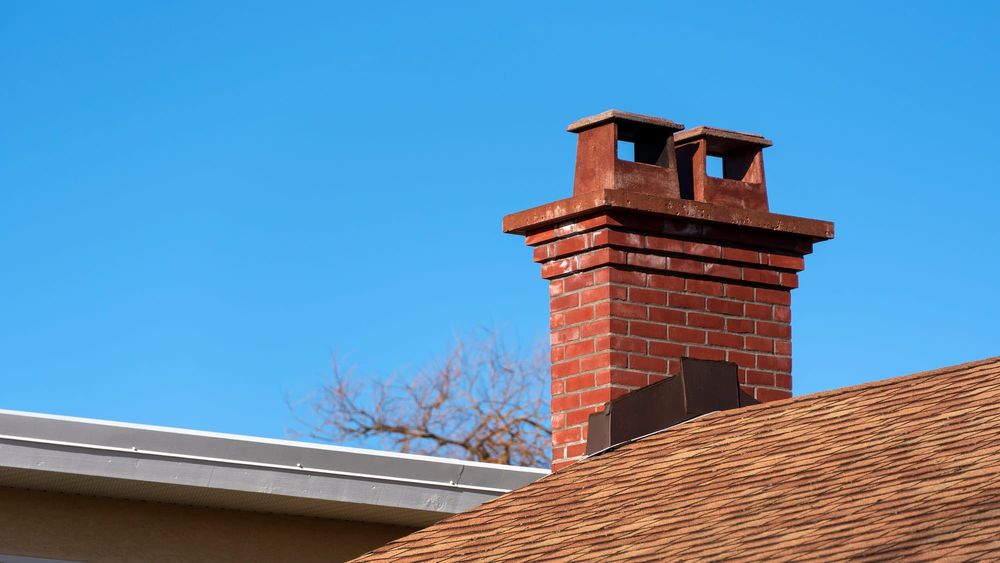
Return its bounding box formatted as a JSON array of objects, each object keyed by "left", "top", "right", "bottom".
[{"left": 354, "top": 356, "right": 1000, "bottom": 561}]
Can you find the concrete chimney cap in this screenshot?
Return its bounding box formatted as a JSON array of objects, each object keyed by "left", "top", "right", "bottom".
[{"left": 567, "top": 110, "right": 685, "bottom": 134}]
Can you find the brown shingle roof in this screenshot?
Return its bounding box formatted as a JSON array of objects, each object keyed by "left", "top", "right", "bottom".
[{"left": 353, "top": 356, "right": 1000, "bottom": 562}]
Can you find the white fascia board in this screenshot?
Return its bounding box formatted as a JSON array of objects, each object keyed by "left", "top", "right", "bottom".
[{"left": 0, "top": 409, "right": 548, "bottom": 526}]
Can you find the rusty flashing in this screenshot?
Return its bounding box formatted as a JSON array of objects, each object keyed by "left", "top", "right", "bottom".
[
  {"left": 502, "top": 188, "right": 834, "bottom": 241},
  {"left": 567, "top": 110, "right": 684, "bottom": 134}
]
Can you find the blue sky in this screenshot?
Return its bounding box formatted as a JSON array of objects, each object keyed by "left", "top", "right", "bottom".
[{"left": 2, "top": 2, "right": 998, "bottom": 442}]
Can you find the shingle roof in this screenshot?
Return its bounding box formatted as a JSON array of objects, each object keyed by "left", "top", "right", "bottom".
[{"left": 353, "top": 356, "right": 1000, "bottom": 561}]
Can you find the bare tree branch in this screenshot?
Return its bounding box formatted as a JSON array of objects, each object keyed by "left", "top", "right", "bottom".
[{"left": 290, "top": 329, "right": 550, "bottom": 467}]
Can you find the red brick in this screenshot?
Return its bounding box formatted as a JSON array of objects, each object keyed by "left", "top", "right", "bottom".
[
  {"left": 629, "top": 355, "right": 668, "bottom": 373},
  {"left": 742, "top": 267, "right": 782, "bottom": 286},
  {"left": 745, "top": 303, "right": 773, "bottom": 320},
  {"left": 668, "top": 257, "right": 706, "bottom": 276},
  {"left": 707, "top": 298, "right": 744, "bottom": 316},
  {"left": 551, "top": 326, "right": 581, "bottom": 345},
  {"left": 580, "top": 285, "right": 625, "bottom": 304},
  {"left": 727, "top": 350, "right": 757, "bottom": 368},
  {"left": 554, "top": 236, "right": 589, "bottom": 257},
  {"left": 766, "top": 253, "right": 805, "bottom": 271},
  {"left": 688, "top": 346, "right": 726, "bottom": 361},
  {"left": 551, "top": 411, "right": 566, "bottom": 430},
  {"left": 608, "top": 335, "right": 647, "bottom": 353},
  {"left": 688, "top": 312, "right": 725, "bottom": 330},
  {"left": 566, "top": 407, "right": 599, "bottom": 426},
  {"left": 644, "top": 235, "right": 684, "bottom": 253},
  {"left": 708, "top": 331, "right": 744, "bottom": 349},
  {"left": 607, "top": 230, "right": 643, "bottom": 248},
  {"left": 608, "top": 269, "right": 646, "bottom": 286},
  {"left": 565, "top": 443, "right": 588, "bottom": 459},
  {"left": 704, "top": 262, "right": 742, "bottom": 280},
  {"left": 552, "top": 359, "right": 580, "bottom": 378},
  {"left": 580, "top": 388, "right": 614, "bottom": 408},
  {"left": 533, "top": 244, "right": 552, "bottom": 262},
  {"left": 563, "top": 271, "right": 596, "bottom": 292},
  {"left": 541, "top": 260, "right": 573, "bottom": 279},
  {"left": 551, "top": 379, "right": 565, "bottom": 396},
  {"left": 726, "top": 318, "right": 755, "bottom": 333},
  {"left": 683, "top": 241, "right": 722, "bottom": 259},
  {"left": 578, "top": 248, "right": 624, "bottom": 270},
  {"left": 629, "top": 287, "right": 667, "bottom": 305},
  {"left": 607, "top": 369, "right": 648, "bottom": 388},
  {"left": 630, "top": 321, "right": 667, "bottom": 339},
  {"left": 551, "top": 393, "right": 581, "bottom": 412},
  {"left": 551, "top": 346, "right": 565, "bottom": 363},
  {"left": 579, "top": 319, "right": 614, "bottom": 338},
  {"left": 580, "top": 353, "right": 610, "bottom": 373},
  {"left": 524, "top": 228, "right": 555, "bottom": 246},
  {"left": 757, "top": 321, "right": 791, "bottom": 339},
  {"left": 756, "top": 388, "right": 792, "bottom": 402},
  {"left": 551, "top": 293, "right": 579, "bottom": 312},
  {"left": 612, "top": 302, "right": 648, "bottom": 319},
  {"left": 725, "top": 284, "right": 755, "bottom": 300},
  {"left": 627, "top": 252, "right": 668, "bottom": 270},
  {"left": 774, "top": 305, "right": 792, "bottom": 322},
  {"left": 745, "top": 336, "right": 774, "bottom": 353},
  {"left": 686, "top": 279, "right": 725, "bottom": 296},
  {"left": 649, "top": 307, "right": 686, "bottom": 324},
  {"left": 565, "top": 373, "right": 596, "bottom": 392},
  {"left": 780, "top": 272, "right": 799, "bottom": 288},
  {"left": 668, "top": 326, "right": 706, "bottom": 344},
  {"left": 756, "top": 287, "right": 791, "bottom": 305},
  {"left": 564, "top": 339, "right": 595, "bottom": 359},
  {"left": 553, "top": 426, "right": 581, "bottom": 445},
  {"left": 757, "top": 355, "right": 792, "bottom": 371},
  {"left": 649, "top": 341, "right": 685, "bottom": 358},
  {"left": 745, "top": 370, "right": 775, "bottom": 386},
  {"left": 722, "top": 247, "right": 760, "bottom": 264},
  {"left": 669, "top": 293, "right": 706, "bottom": 310},
  {"left": 775, "top": 373, "right": 792, "bottom": 389},
  {"left": 549, "top": 279, "right": 565, "bottom": 297},
  {"left": 565, "top": 306, "right": 596, "bottom": 325},
  {"left": 607, "top": 352, "right": 629, "bottom": 368},
  {"left": 647, "top": 274, "right": 685, "bottom": 291},
  {"left": 775, "top": 340, "right": 792, "bottom": 355}
]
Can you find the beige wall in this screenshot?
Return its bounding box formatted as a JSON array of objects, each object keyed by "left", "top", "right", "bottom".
[{"left": 0, "top": 487, "right": 416, "bottom": 563}]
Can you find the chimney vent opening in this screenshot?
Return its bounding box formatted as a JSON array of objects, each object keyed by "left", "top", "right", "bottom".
[
  {"left": 706, "top": 154, "right": 724, "bottom": 178},
  {"left": 617, "top": 140, "right": 636, "bottom": 162}
]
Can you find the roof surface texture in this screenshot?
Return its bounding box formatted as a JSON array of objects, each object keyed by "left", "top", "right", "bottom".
[{"left": 354, "top": 356, "right": 1000, "bottom": 561}]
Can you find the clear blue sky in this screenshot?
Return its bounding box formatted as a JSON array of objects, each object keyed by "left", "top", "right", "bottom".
[{"left": 2, "top": 2, "right": 998, "bottom": 442}]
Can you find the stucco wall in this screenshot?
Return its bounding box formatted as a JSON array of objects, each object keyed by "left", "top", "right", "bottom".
[{"left": 0, "top": 486, "right": 416, "bottom": 562}]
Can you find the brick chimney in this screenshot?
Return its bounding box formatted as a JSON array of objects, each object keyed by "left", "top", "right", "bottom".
[{"left": 503, "top": 110, "right": 833, "bottom": 470}]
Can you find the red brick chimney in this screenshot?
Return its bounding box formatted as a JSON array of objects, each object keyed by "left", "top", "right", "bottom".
[{"left": 503, "top": 110, "right": 833, "bottom": 470}]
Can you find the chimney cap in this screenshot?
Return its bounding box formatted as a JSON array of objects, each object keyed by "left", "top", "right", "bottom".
[
  {"left": 675, "top": 126, "right": 773, "bottom": 152},
  {"left": 567, "top": 110, "right": 685, "bottom": 134}
]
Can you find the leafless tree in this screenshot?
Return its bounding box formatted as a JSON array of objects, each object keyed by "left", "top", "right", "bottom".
[{"left": 293, "top": 331, "right": 550, "bottom": 467}]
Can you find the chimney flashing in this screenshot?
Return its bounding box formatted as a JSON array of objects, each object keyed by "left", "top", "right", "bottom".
[{"left": 584, "top": 358, "right": 758, "bottom": 456}]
